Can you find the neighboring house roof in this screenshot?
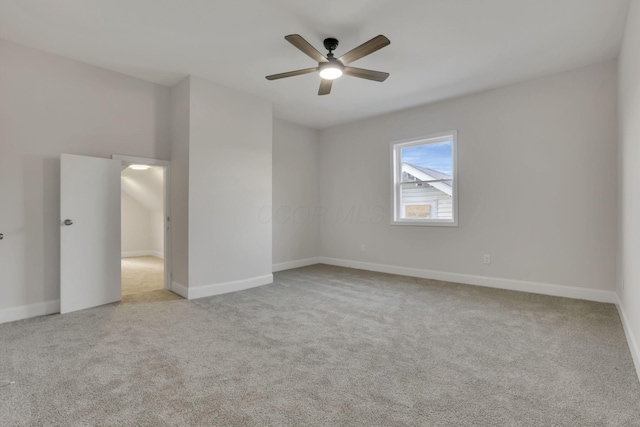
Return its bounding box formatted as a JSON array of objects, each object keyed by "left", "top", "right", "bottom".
[{"left": 401, "top": 163, "right": 452, "bottom": 196}]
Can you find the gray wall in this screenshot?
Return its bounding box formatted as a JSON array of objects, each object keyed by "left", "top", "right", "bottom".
[
  {"left": 169, "top": 77, "right": 191, "bottom": 287},
  {"left": 0, "top": 40, "right": 170, "bottom": 311},
  {"left": 188, "top": 76, "right": 273, "bottom": 287},
  {"left": 318, "top": 60, "right": 618, "bottom": 292},
  {"left": 272, "top": 119, "right": 321, "bottom": 266},
  {"left": 618, "top": 0, "right": 640, "bottom": 375}
]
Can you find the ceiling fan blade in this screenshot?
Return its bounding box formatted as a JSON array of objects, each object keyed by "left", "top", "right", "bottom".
[
  {"left": 338, "top": 35, "right": 390, "bottom": 65},
  {"left": 285, "top": 34, "right": 328, "bottom": 63},
  {"left": 343, "top": 66, "right": 389, "bottom": 82},
  {"left": 318, "top": 79, "right": 332, "bottom": 95},
  {"left": 265, "top": 67, "right": 318, "bottom": 80}
]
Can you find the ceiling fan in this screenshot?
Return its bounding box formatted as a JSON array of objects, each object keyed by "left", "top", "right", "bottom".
[{"left": 266, "top": 34, "right": 390, "bottom": 95}]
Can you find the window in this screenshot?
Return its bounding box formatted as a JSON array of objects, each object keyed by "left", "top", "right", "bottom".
[{"left": 391, "top": 131, "right": 457, "bottom": 226}]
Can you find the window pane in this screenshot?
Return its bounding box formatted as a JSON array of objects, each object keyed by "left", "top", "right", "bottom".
[
  {"left": 396, "top": 138, "right": 454, "bottom": 223},
  {"left": 405, "top": 204, "right": 431, "bottom": 219},
  {"left": 400, "top": 141, "right": 452, "bottom": 178}
]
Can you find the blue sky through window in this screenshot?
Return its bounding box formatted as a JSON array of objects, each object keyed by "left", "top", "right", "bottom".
[{"left": 401, "top": 141, "right": 452, "bottom": 174}]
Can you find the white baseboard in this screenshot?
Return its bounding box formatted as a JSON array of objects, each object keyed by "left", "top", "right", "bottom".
[
  {"left": 121, "top": 250, "right": 164, "bottom": 259},
  {"left": 173, "top": 274, "right": 273, "bottom": 300},
  {"left": 616, "top": 296, "right": 640, "bottom": 384},
  {"left": 273, "top": 257, "right": 321, "bottom": 272},
  {"left": 316, "top": 257, "right": 618, "bottom": 304},
  {"left": 170, "top": 281, "right": 189, "bottom": 299},
  {"left": 0, "top": 300, "right": 60, "bottom": 325}
]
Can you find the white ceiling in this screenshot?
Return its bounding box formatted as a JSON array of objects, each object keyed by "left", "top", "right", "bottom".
[{"left": 0, "top": 0, "right": 631, "bottom": 129}]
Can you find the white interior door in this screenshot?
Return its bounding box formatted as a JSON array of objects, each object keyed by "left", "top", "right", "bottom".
[{"left": 60, "top": 154, "right": 121, "bottom": 314}]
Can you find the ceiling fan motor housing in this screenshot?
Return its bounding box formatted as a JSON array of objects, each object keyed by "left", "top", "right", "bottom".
[{"left": 323, "top": 38, "right": 339, "bottom": 53}]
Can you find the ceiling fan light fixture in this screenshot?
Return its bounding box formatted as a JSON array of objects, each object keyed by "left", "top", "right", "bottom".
[{"left": 318, "top": 62, "right": 344, "bottom": 80}]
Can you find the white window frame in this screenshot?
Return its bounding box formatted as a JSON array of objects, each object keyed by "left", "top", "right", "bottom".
[{"left": 391, "top": 131, "right": 458, "bottom": 227}]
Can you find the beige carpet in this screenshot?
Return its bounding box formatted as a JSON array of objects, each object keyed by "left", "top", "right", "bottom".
[
  {"left": 121, "top": 256, "right": 182, "bottom": 303},
  {"left": 1, "top": 264, "right": 639, "bottom": 426}
]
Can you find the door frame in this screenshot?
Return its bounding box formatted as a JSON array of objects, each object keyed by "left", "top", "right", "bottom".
[{"left": 113, "top": 155, "right": 172, "bottom": 292}]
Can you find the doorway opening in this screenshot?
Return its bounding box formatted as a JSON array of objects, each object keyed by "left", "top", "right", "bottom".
[{"left": 115, "top": 155, "right": 180, "bottom": 303}]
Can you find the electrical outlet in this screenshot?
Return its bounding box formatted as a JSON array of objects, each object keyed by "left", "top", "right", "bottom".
[
  {"left": 483, "top": 254, "right": 491, "bottom": 264},
  {"left": 360, "top": 244, "right": 366, "bottom": 252}
]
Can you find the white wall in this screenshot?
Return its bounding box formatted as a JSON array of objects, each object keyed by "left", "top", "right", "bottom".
[
  {"left": 618, "top": 0, "right": 640, "bottom": 377},
  {"left": 121, "top": 191, "right": 153, "bottom": 254},
  {"left": 319, "top": 60, "right": 618, "bottom": 294},
  {"left": 121, "top": 166, "right": 165, "bottom": 258},
  {"left": 188, "top": 76, "right": 272, "bottom": 288},
  {"left": 150, "top": 211, "right": 164, "bottom": 256},
  {"left": 0, "top": 40, "right": 170, "bottom": 312},
  {"left": 121, "top": 191, "right": 164, "bottom": 258},
  {"left": 272, "top": 119, "right": 321, "bottom": 268}
]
